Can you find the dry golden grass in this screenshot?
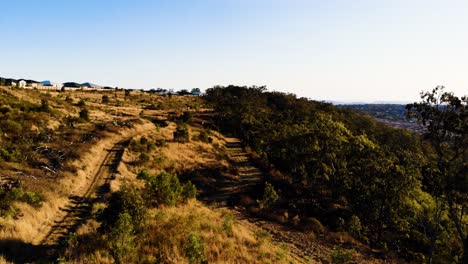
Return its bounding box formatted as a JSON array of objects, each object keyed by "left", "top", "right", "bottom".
[
  {"left": 141, "top": 200, "right": 297, "bottom": 264},
  {"left": 64, "top": 200, "right": 298, "bottom": 264},
  {"left": 0, "top": 255, "right": 12, "bottom": 264},
  {"left": 0, "top": 120, "right": 156, "bottom": 245}
]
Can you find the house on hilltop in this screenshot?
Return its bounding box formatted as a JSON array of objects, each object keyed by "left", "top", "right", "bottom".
[
  {"left": 191, "top": 88, "right": 202, "bottom": 96},
  {"left": 62, "top": 82, "right": 82, "bottom": 89},
  {"left": 16, "top": 79, "right": 39, "bottom": 88},
  {"left": 81, "top": 82, "right": 102, "bottom": 89},
  {"left": 40, "top": 80, "right": 61, "bottom": 89}
]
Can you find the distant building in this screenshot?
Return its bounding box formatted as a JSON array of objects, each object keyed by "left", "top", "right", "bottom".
[
  {"left": 21, "top": 79, "right": 40, "bottom": 88},
  {"left": 18, "top": 80, "right": 27, "bottom": 88},
  {"left": 81, "top": 82, "right": 102, "bottom": 89},
  {"left": 40, "top": 80, "right": 61, "bottom": 89},
  {"left": 62, "top": 82, "right": 82, "bottom": 89},
  {"left": 191, "top": 88, "right": 202, "bottom": 96}
]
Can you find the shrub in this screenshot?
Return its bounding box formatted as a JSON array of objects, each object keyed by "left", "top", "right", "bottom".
[
  {"left": 222, "top": 213, "right": 234, "bottom": 236},
  {"left": 257, "top": 182, "right": 279, "bottom": 209},
  {"left": 181, "top": 111, "right": 193, "bottom": 124},
  {"left": 331, "top": 247, "right": 353, "bottom": 264},
  {"left": 174, "top": 125, "right": 189, "bottom": 143},
  {"left": 185, "top": 232, "right": 206, "bottom": 264},
  {"left": 76, "top": 99, "right": 86, "bottom": 107},
  {"left": 182, "top": 181, "right": 197, "bottom": 201},
  {"left": 39, "top": 99, "right": 50, "bottom": 112},
  {"left": 305, "top": 217, "right": 326, "bottom": 234},
  {"left": 139, "top": 170, "right": 197, "bottom": 206},
  {"left": 347, "top": 215, "right": 362, "bottom": 238},
  {"left": 0, "top": 184, "right": 43, "bottom": 217},
  {"left": 22, "top": 191, "right": 43, "bottom": 208},
  {"left": 195, "top": 130, "right": 213, "bottom": 143},
  {"left": 79, "top": 108, "right": 89, "bottom": 121},
  {"left": 108, "top": 213, "right": 137, "bottom": 264},
  {"left": 102, "top": 95, "right": 110, "bottom": 104},
  {"left": 138, "top": 152, "right": 150, "bottom": 164},
  {"left": 99, "top": 184, "right": 147, "bottom": 233}
]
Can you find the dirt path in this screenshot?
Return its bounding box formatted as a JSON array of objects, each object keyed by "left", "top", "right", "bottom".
[
  {"left": 199, "top": 137, "right": 320, "bottom": 263},
  {"left": 202, "top": 138, "right": 263, "bottom": 204},
  {"left": 39, "top": 140, "right": 129, "bottom": 246}
]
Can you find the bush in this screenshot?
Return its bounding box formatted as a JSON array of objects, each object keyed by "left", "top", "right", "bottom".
[
  {"left": 174, "top": 124, "right": 189, "bottom": 143},
  {"left": 99, "top": 184, "right": 147, "bottom": 233},
  {"left": 305, "top": 217, "right": 326, "bottom": 234},
  {"left": 138, "top": 152, "right": 150, "bottom": 164},
  {"left": 139, "top": 170, "right": 197, "bottom": 206},
  {"left": 195, "top": 130, "right": 212, "bottom": 143},
  {"left": 222, "top": 213, "right": 234, "bottom": 236},
  {"left": 185, "top": 232, "right": 206, "bottom": 264},
  {"left": 76, "top": 99, "right": 86, "bottom": 107},
  {"left": 257, "top": 182, "right": 279, "bottom": 209},
  {"left": 79, "top": 108, "right": 90, "bottom": 121},
  {"left": 39, "top": 99, "right": 51, "bottom": 112},
  {"left": 108, "top": 212, "right": 137, "bottom": 264},
  {"left": 182, "top": 181, "right": 197, "bottom": 201},
  {"left": 331, "top": 247, "right": 353, "bottom": 264},
  {"left": 0, "top": 184, "right": 43, "bottom": 217},
  {"left": 22, "top": 191, "right": 43, "bottom": 208},
  {"left": 102, "top": 95, "right": 110, "bottom": 104},
  {"left": 181, "top": 111, "right": 193, "bottom": 124},
  {"left": 347, "top": 215, "right": 362, "bottom": 238}
]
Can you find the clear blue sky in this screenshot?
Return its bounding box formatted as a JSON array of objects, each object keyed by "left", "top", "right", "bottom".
[{"left": 1, "top": 0, "right": 467, "bottom": 101}]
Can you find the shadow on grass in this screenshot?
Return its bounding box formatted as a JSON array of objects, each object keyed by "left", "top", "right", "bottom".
[{"left": 0, "top": 239, "right": 53, "bottom": 263}]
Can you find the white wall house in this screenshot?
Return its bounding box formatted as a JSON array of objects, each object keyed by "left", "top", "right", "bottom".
[{"left": 18, "top": 80, "right": 26, "bottom": 88}]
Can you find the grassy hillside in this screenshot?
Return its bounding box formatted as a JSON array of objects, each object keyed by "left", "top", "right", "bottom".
[
  {"left": 1, "top": 85, "right": 464, "bottom": 263},
  {"left": 0, "top": 87, "right": 300, "bottom": 263}
]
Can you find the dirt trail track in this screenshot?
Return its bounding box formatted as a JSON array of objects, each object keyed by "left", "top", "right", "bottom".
[
  {"left": 28, "top": 121, "right": 155, "bottom": 250},
  {"left": 39, "top": 140, "right": 129, "bottom": 246},
  {"left": 202, "top": 138, "right": 263, "bottom": 204},
  {"left": 213, "top": 137, "right": 328, "bottom": 263}
]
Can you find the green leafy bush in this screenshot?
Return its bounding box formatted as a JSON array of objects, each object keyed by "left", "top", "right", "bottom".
[
  {"left": 194, "top": 130, "right": 213, "bottom": 143},
  {"left": 138, "top": 152, "right": 150, "bottom": 164},
  {"left": 222, "top": 213, "right": 234, "bottom": 236},
  {"left": 257, "top": 182, "right": 279, "bottom": 209},
  {"left": 138, "top": 170, "right": 197, "bottom": 206},
  {"left": 99, "top": 184, "right": 147, "bottom": 233},
  {"left": 185, "top": 232, "right": 206, "bottom": 264},
  {"left": 108, "top": 212, "right": 137, "bottom": 264},
  {"left": 347, "top": 215, "right": 362, "bottom": 238},
  {"left": 174, "top": 124, "right": 189, "bottom": 143},
  {"left": 331, "top": 247, "right": 353, "bottom": 264},
  {"left": 0, "top": 183, "right": 43, "bottom": 217}
]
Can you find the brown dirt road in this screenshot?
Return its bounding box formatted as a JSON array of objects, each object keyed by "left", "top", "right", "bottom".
[{"left": 31, "top": 121, "right": 155, "bottom": 247}]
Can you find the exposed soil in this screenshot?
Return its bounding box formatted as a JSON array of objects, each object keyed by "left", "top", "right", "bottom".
[{"left": 39, "top": 139, "right": 129, "bottom": 247}]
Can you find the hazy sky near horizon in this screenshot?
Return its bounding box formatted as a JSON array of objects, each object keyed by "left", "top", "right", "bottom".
[{"left": 1, "top": 0, "right": 467, "bottom": 101}]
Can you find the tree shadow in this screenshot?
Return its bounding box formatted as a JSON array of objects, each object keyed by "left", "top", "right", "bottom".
[{"left": 0, "top": 239, "right": 53, "bottom": 263}]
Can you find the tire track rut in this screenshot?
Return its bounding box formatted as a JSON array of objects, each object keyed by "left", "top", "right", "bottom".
[{"left": 39, "top": 139, "right": 129, "bottom": 247}]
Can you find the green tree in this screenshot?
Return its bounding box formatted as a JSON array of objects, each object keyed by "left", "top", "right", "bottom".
[
  {"left": 407, "top": 86, "right": 468, "bottom": 263},
  {"left": 108, "top": 212, "right": 137, "bottom": 264}
]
